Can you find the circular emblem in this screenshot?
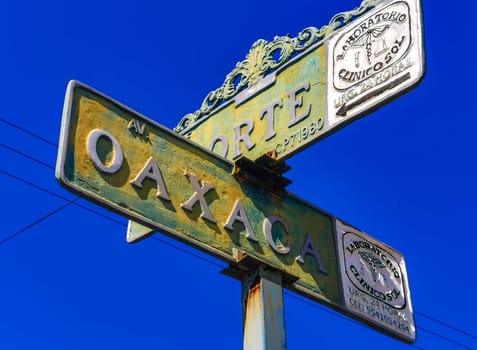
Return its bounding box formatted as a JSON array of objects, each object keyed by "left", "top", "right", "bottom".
[
  {"left": 343, "top": 231, "right": 406, "bottom": 308},
  {"left": 333, "top": 1, "right": 412, "bottom": 91}
]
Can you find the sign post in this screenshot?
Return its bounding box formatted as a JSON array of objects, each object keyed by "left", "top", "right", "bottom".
[{"left": 242, "top": 267, "right": 286, "bottom": 350}]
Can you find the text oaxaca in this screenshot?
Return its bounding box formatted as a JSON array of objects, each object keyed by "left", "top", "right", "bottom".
[{"left": 86, "top": 128, "right": 328, "bottom": 273}]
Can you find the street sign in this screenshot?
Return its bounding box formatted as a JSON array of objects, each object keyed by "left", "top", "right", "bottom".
[
  {"left": 335, "top": 219, "right": 415, "bottom": 343},
  {"left": 176, "top": 43, "right": 328, "bottom": 162},
  {"left": 56, "top": 80, "right": 342, "bottom": 308},
  {"left": 56, "top": 81, "right": 416, "bottom": 344},
  {"left": 174, "top": 0, "right": 424, "bottom": 163}
]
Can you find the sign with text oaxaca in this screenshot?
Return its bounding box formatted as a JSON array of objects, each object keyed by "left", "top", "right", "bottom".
[
  {"left": 56, "top": 81, "right": 415, "bottom": 343},
  {"left": 55, "top": 80, "right": 341, "bottom": 308},
  {"left": 174, "top": 0, "right": 424, "bottom": 163}
]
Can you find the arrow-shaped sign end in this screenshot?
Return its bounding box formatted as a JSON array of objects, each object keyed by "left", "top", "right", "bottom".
[
  {"left": 336, "top": 104, "right": 348, "bottom": 117},
  {"left": 127, "top": 220, "right": 154, "bottom": 243}
]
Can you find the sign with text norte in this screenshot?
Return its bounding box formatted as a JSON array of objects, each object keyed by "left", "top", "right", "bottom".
[
  {"left": 174, "top": 0, "right": 424, "bottom": 162},
  {"left": 56, "top": 81, "right": 415, "bottom": 343}
]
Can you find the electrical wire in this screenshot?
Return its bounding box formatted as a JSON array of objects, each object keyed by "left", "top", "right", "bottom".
[
  {"left": 416, "top": 311, "right": 477, "bottom": 341},
  {"left": 418, "top": 327, "right": 473, "bottom": 350},
  {"left": 0, "top": 198, "right": 79, "bottom": 245},
  {"left": 0, "top": 143, "right": 55, "bottom": 170},
  {"left": 0, "top": 117, "right": 58, "bottom": 148},
  {"left": 1, "top": 118, "right": 476, "bottom": 349},
  {"left": 150, "top": 236, "right": 225, "bottom": 268},
  {"left": 0, "top": 168, "right": 125, "bottom": 227},
  {"left": 284, "top": 291, "right": 426, "bottom": 350}
]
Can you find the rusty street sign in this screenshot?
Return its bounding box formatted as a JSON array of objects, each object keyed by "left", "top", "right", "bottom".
[
  {"left": 175, "top": 42, "right": 328, "bottom": 161},
  {"left": 56, "top": 80, "right": 341, "bottom": 308},
  {"left": 56, "top": 81, "right": 416, "bottom": 344},
  {"left": 174, "top": 0, "right": 424, "bottom": 163}
]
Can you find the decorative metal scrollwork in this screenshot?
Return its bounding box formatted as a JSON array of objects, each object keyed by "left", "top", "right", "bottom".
[{"left": 175, "top": 0, "right": 384, "bottom": 133}]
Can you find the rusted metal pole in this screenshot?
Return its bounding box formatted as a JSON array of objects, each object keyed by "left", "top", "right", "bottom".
[{"left": 242, "top": 266, "right": 286, "bottom": 350}]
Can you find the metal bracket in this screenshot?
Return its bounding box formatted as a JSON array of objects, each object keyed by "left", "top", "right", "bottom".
[
  {"left": 221, "top": 249, "right": 298, "bottom": 286},
  {"left": 232, "top": 154, "right": 292, "bottom": 198}
]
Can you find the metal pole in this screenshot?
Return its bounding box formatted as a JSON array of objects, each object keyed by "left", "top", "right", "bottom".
[{"left": 242, "top": 266, "right": 286, "bottom": 350}]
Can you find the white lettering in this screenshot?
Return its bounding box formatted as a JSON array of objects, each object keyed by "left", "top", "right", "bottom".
[
  {"left": 130, "top": 157, "right": 171, "bottom": 201},
  {"left": 181, "top": 173, "right": 216, "bottom": 223},
  {"left": 128, "top": 118, "right": 146, "bottom": 135},
  {"left": 224, "top": 199, "right": 258, "bottom": 241},
  {"left": 289, "top": 81, "right": 311, "bottom": 127},
  {"left": 296, "top": 233, "right": 328, "bottom": 274},
  {"left": 209, "top": 135, "right": 229, "bottom": 158},
  {"left": 260, "top": 98, "right": 283, "bottom": 141},
  {"left": 87, "top": 129, "right": 124, "bottom": 174},
  {"left": 233, "top": 120, "right": 255, "bottom": 159},
  {"left": 263, "top": 216, "right": 291, "bottom": 254}
]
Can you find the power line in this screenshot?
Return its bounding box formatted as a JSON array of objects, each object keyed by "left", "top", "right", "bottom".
[
  {"left": 0, "top": 143, "right": 55, "bottom": 170},
  {"left": 0, "top": 168, "right": 125, "bottom": 227},
  {"left": 419, "top": 327, "right": 473, "bottom": 350},
  {"left": 283, "top": 291, "right": 432, "bottom": 349},
  {"left": 416, "top": 311, "right": 477, "bottom": 341},
  {"left": 284, "top": 291, "right": 361, "bottom": 326},
  {"left": 0, "top": 198, "right": 79, "bottom": 245},
  {"left": 0, "top": 117, "right": 58, "bottom": 148},
  {"left": 150, "top": 236, "right": 225, "bottom": 268},
  {"left": 1, "top": 121, "right": 476, "bottom": 349}
]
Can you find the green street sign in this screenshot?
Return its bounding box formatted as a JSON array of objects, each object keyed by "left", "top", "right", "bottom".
[
  {"left": 174, "top": 0, "right": 424, "bottom": 163},
  {"left": 56, "top": 80, "right": 341, "bottom": 307},
  {"left": 175, "top": 41, "right": 328, "bottom": 162}
]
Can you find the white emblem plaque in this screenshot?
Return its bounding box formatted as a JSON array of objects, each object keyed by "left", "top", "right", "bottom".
[
  {"left": 335, "top": 219, "right": 416, "bottom": 343},
  {"left": 326, "top": 0, "right": 424, "bottom": 126}
]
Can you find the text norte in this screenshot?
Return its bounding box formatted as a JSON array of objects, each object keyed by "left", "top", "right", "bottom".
[
  {"left": 86, "top": 128, "right": 328, "bottom": 274},
  {"left": 188, "top": 81, "right": 325, "bottom": 159}
]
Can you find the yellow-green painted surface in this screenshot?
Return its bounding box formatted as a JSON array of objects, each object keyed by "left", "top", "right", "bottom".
[
  {"left": 182, "top": 45, "right": 327, "bottom": 161},
  {"left": 56, "top": 81, "right": 340, "bottom": 305}
]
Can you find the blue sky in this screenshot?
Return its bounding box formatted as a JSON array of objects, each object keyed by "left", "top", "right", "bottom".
[{"left": 1, "top": 0, "right": 476, "bottom": 349}]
